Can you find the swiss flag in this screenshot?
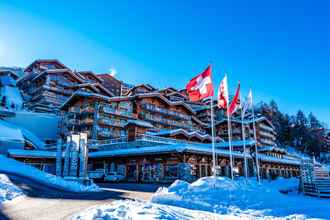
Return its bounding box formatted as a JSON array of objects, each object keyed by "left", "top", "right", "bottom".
[
  {"left": 186, "top": 65, "right": 214, "bottom": 102},
  {"left": 228, "top": 81, "right": 240, "bottom": 115},
  {"left": 218, "top": 75, "right": 229, "bottom": 109}
]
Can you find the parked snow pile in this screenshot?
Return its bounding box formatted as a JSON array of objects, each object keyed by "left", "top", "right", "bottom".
[
  {"left": 152, "top": 176, "right": 330, "bottom": 219},
  {"left": 71, "top": 199, "right": 232, "bottom": 220},
  {"left": 0, "top": 155, "right": 100, "bottom": 192},
  {"left": 0, "top": 174, "right": 23, "bottom": 203}
]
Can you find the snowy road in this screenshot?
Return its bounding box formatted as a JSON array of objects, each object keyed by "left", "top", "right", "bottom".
[{"left": 1, "top": 175, "right": 163, "bottom": 220}]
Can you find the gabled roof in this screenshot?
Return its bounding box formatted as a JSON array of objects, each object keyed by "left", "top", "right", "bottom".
[
  {"left": 0, "top": 68, "right": 21, "bottom": 80},
  {"left": 31, "top": 69, "right": 85, "bottom": 83},
  {"left": 65, "top": 82, "right": 114, "bottom": 97},
  {"left": 164, "top": 91, "right": 188, "bottom": 100},
  {"left": 60, "top": 91, "right": 115, "bottom": 110},
  {"left": 159, "top": 87, "right": 178, "bottom": 94},
  {"left": 76, "top": 71, "right": 103, "bottom": 83},
  {"left": 124, "top": 84, "right": 157, "bottom": 96},
  {"left": 25, "top": 59, "right": 68, "bottom": 72},
  {"left": 97, "top": 73, "right": 122, "bottom": 84}
]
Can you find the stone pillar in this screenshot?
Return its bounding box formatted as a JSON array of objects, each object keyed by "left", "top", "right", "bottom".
[
  {"left": 79, "top": 133, "right": 88, "bottom": 179},
  {"left": 63, "top": 136, "right": 72, "bottom": 177},
  {"left": 69, "top": 134, "right": 80, "bottom": 177}
]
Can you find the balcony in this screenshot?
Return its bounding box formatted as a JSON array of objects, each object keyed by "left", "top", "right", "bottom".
[
  {"left": 143, "top": 114, "right": 192, "bottom": 130},
  {"left": 101, "top": 106, "right": 133, "bottom": 118},
  {"left": 259, "top": 138, "right": 275, "bottom": 146},
  {"left": 259, "top": 124, "right": 276, "bottom": 133},
  {"left": 259, "top": 131, "right": 276, "bottom": 140},
  {"left": 141, "top": 103, "right": 191, "bottom": 120},
  {"left": 97, "top": 130, "right": 112, "bottom": 138},
  {"left": 98, "top": 118, "right": 126, "bottom": 127}
]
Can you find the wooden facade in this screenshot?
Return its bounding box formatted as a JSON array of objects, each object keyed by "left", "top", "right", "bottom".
[
  {"left": 18, "top": 60, "right": 115, "bottom": 113},
  {"left": 60, "top": 92, "right": 138, "bottom": 140},
  {"left": 214, "top": 116, "right": 277, "bottom": 147},
  {"left": 87, "top": 149, "right": 300, "bottom": 183},
  {"left": 60, "top": 91, "right": 213, "bottom": 142},
  {"left": 98, "top": 73, "right": 123, "bottom": 96}
]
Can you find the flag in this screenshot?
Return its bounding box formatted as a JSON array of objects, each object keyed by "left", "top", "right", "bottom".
[
  {"left": 242, "top": 89, "right": 253, "bottom": 118},
  {"left": 186, "top": 65, "right": 214, "bottom": 102},
  {"left": 217, "top": 75, "right": 229, "bottom": 109},
  {"left": 228, "top": 81, "right": 240, "bottom": 115}
]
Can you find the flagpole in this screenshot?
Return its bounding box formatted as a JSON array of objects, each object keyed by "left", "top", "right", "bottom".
[
  {"left": 225, "top": 75, "right": 234, "bottom": 180},
  {"left": 240, "top": 93, "right": 248, "bottom": 181},
  {"left": 251, "top": 90, "right": 260, "bottom": 183},
  {"left": 210, "top": 97, "right": 217, "bottom": 176}
]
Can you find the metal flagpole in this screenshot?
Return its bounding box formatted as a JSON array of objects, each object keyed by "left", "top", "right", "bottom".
[
  {"left": 251, "top": 91, "right": 260, "bottom": 183},
  {"left": 240, "top": 94, "right": 248, "bottom": 181},
  {"left": 210, "top": 97, "right": 217, "bottom": 176},
  {"left": 225, "top": 75, "right": 234, "bottom": 180}
]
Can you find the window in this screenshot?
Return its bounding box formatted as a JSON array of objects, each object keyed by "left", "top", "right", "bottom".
[{"left": 164, "top": 164, "right": 178, "bottom": 178}]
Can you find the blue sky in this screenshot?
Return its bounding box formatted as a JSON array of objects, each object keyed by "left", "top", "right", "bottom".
[{"left": 0, "top": 0, "right": 329, "bottom": 125}]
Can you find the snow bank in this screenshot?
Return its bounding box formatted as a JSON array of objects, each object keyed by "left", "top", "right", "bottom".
[
  {"left": 152, "top": 177, "right": 330, "bottom": 219},
  {"left": 0, "top": 155, "right": 100, "bottom": 193},
  {"left": 71, "top": 200, "right": 237, "bottom": 220},
  {"left": 0, "top": 174, "right": 23, "bottom": 203}
]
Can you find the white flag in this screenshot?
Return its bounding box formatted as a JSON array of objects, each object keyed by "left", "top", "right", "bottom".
[
  {"left": 242, "top": 89, "right": 253, "bottom": 118},
  {"left": 217, "top": 75, "right": 229, "bottom": 109}
]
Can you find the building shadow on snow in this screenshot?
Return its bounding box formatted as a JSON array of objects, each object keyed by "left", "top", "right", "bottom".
[{"left": 4, "top": 172, "right": 125, "bottom": 201}]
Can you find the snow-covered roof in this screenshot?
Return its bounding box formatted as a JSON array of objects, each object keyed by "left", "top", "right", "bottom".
[
  {"left": 216, "top": 140, "right": 256, "bottom": 148},
  {"left": 7, "top": 149, "right": 59, "bottom": 158},
  {"left": 6, "top": 143, "right": 301, "bottom": 166},
  {"left": 148, "top": 129, "right": 221, "bottom": 142},
  {"left": 89, "top": 143, "right": 302, "bottom": 165},
  {"left": 89, "top": 144, "right": 247, "bottom": 159},
  {"left": 24, "top": 59, "right": 68, "bottom": 72}
]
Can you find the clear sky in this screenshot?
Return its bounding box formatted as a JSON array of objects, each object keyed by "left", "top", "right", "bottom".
[{"left": 0, "top": 0, "right": 329, "bottom": 125}]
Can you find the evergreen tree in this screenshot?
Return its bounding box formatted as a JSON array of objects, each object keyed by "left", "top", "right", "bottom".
[{"left": 308, "top": 112, "right": 321, "bottom": 129}]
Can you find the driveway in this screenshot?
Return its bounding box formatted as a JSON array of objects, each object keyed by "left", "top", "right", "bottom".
[{"left": 1, "top": 175, "right": 166, "bottom": 220}]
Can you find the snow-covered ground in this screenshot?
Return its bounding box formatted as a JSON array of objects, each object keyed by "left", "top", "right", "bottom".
[
  {"left": 0, "top": 174, "right": 24, "bottom": 203},
  {"left": 71, "top": 200, "right": 232, "bottom": 220},
  {"left": 152, "top": 177, "right": 330, "bottom": 219},
  {"left": 0, "top": 155, "right": 100, "bottom": 193},
  {"left": 72, "top": 177, "right": 330, "bottom": 220}
]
